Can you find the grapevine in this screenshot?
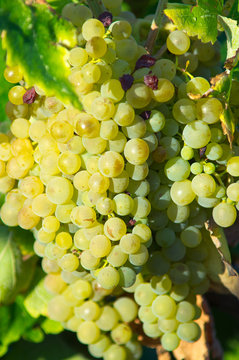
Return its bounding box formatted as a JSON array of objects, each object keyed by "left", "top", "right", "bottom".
[{"left": 0, "top": 0, "right": 239, "bottom": 359}]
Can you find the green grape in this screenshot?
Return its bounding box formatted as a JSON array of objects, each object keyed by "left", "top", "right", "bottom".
[
  {"left": 183, "top": 120, "right": 211, "bottom": 149},
  {"left": 113, "top": 102, "right": 135, "bottom": 126},
  {"left": 142, "top": 323, "right": 162, "bottom": 338},
  {"left": 167, "top": 30, "right": 190, "bottom": 55},
  {"left": 159, "top": 137, "right": 181, "bottom": 159},
  {"left": 203, "top": 162, "right": 215, "bottom": 175},
  {"left": 96, "top": 197, "right": 115, "bottom": 215},
  {"left": 90, "top": 235, "right": 111, "bottom": 258},
  {"left": 227, "top": 183, "right": 239, "bottom": 202},
  {"left": 227, "top": 156, "right": 239, "bottom": 176},
  {"left": 142, "top": 132, "right": 158, "bottom": 153},
  {"left": 186, "top": 261, "right": 206, "bottom": 285},
  {"left": 108, "top": 170, "right": 129, "bottom": 193},
  {"left": 126, "top": 83, "right": 152, "bottom": 109},
  {"left": 46, "top": 176, "right": 73, "bottom": 205},
  {"left": 96, "top": 305, "right": 119, "bottom": 331},
  {"left": 109, "top": 20, "right": 132, "bottom": 40},
  {"left": 107, "top": 132, "right": 127, "bottom": 153},
  {"left": 152, "top": 59, "right": 176, "bottom": 80},
  {"left": 71, "top": 279, "right": 92, "bottom": 300},
  {"left": 167, "top": 203, "right": 190, "bottom": 224},
  {"left": 131, "top": 196, "right": 151, "bottom": 218},
  {"left": 98, "top": 151, "right": 125, "bottom": 178},
  {"left": 180, "top": 226, "right": 202, "bottom": 248},
  {"left": 81, "top": 63, "right": 101, "bottom": 84},
  {"left": 138, "top": 305, "right": 157, "bottom": 323},
  {"left": 149, "top": 210, "right": 169, "bottom": 231},
  {"left": 77, "top": 321, "right": 100, "bottom": 345},
  {"left": 162, "top": 118, "right": 179, "bottom": 137},
  {"left": 170, "top": 283, "right": 189, "bottom": 302},
  {"left": 178, "top": 51, "right": 198, "bottom": 72},
  {"left": 150, "top": 274, "right": 172, "bottom": 295},
  {"left": 172, "top": 99, "right": 196, "bottom": 124},
  {"left": 113, "top": 297, "right": 138, "bottom": 322},
  {"left": 197, "top": 196, "right": 219, "bottom": 208},
  {"left": 4, "top": 66, "right": 23, "bottom": 83},
  {"left": 129, "top": 244, "right": 149, "bottom": 266},
  {"left": 212, "top": 202, "right": 237, "bottom": 227},
  {"left": 164, "top": 157, "right": 190, "bottom": 182},
  {"left": 85, "top": 36, "right": 107, "bottom": 58},
  {"left": 100, "top": 120, "right": 118, "bottom": 140},
  {"left": 152, "top": 78, "right": 175, "bottom": 103},
  {"left": 111, "top": 59, "right": 131, "bottom": 79},
  {"left": 101, "top": 79, "right": 124, "bottom": 103},
  {"left": 127, "top": 179, "right": 150, "bottom": 197},
  {"left": 122, "top": 114, "right": 147, "bottom": 139},
  {"left": 113, "top": 193, "right": 134, "bottom": 216},
  {"left": 147, "top": 251, "right": 170, "bottom": 276},
  {"left": 149, "top": 185, "right": 171, "bottom": 211},
  {"left": 134, "top": 283, "right": 156, "bottom": 306},
  {"left": 70, "top": 205, "right": 96, "bottom": 228},
  {"left": 192, "top": 278, "right": 210, "bottom": 295},
  {"left": 169, "top": 263, "right": 190, "bottom": 284},
  {"left": 115, "top": 38, "right": 138, "bottom": 62},
  {"left": 97, "top": 266, "right": 120, "bottom": 289},
  {"left": 160, "top": 333, "right": 180, "bottom": 351},
  {"left": 158, "top": 318, "right": 179, "bottom": 333},
  {"left": 176, "top": 301, "right": 196, "bottom": 322},
  {"left": 152, "top": 295, "right": 177, "bottom": 319},
  {"left": 91, "top": 97, "right": 115, "bottom": 121},
  {"left": 75, "top": 300, "right": 101, "bottom": 322},
  {"left": 103, "top": 344, "right": 127, "bottom": 360},
  {"left": 68, "top": 47, "right": 88, "bottom": 67},
  {"left": 55, "top": 202, "right": 75, "bottom": 224},
  {"left": 186, "top": 77, "right": 210, "bottom": 96},
  {"left": 82, "top": 18, "right": 105, "bottom": 40},
  {"left": 170, "top": 180, "right": 196, "bottom": 206},
  {"left": 181, "top": 146, "right": 194, "bottom": 161},
  {"left": 162, "top": 237, "right": 186, "bottom": 262},
  {"left": 210, "top": 126, "right": 225, "bottom": 143},
  {"left": 205, "top": 143, "right": 223, "bottom": 160},
  {"left": 191, "top": 173, "right": 216, "bottom": 197},
  {"left": 147, "top": 110, "right": 165, "bottom": 132},
  {"left": 177, "top": 322, "right": 201, "bottom": 342},
  {"left": 111, "top": 323, "right": 132, "bottom": 344},
  {"left": 107, "top": 245, "right": 128, "bottom": 267},
  {"left": 80, "top": 250, "right": 100, "bottom": 270},
  {"left": 97, "top": 61, "right": 113, "bottom": 83},
  {"left": 48, "top": 295, "right": 72, "bottom": 322},
  {"left": 88, "top": 335, "right": 112, "bottom": 359},
  {"left": 8, "top": 86, "right": 26, "bottom": 105},
  {"left": 196, "top": 98, "right": 223, "bottom": 124},
  {"left": 104, "top": 217, "right": 127, "bottom": 241},
  {"left": 119, "top": 234, "right": 141, "bottom": 254},
  {"left": 155, "top": 228, "right": 176, "bottom": 248},
  {"left": 147, "top": 169, "right": 160, "bottom": 192},
  {"left": 190, "top": 162, "right": 203, "bottom": 175}
]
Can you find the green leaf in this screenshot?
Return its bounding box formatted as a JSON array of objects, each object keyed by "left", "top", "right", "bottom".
[
  {"left": 218, "top": 15, "right": 239, "bottom": 59},
  {"left": 164, "top": 0, "right": 223, "bottom": 43},
  {"left": 41, "top": 318, "right": 63, "bottom": 334},
  {"left": 0, "top": 226, "right": 22, "bottom": 304},
  {"left": 0, "top": 0, "right": 82, "bottom": 109},
  {"left": 23, "top": 327, "right": 44, "bottom": 343},
  {"left": 219, "top": 104, "right": 236, "bottom": 147},
  {"left": 24, "top": 277, "right": 53, "bottom": 318},
  {"left": 46, "top": 0, "right": 72, "bottom": 13},
  {"left": 0, "top": 42, "right": 11, "bottom": 123},
  {"left": 11, "top": 227, "right": 35, "bottom": 256}
]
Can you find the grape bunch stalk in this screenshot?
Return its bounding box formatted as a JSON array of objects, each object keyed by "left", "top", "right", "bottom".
[{"left": 0, "top": 0, "right": 239, "bottom": 359}]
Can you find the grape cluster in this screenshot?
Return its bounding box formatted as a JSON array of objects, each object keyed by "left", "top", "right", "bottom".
[{"left": 1, "top": 0, "right": 239, "bottom": 357}]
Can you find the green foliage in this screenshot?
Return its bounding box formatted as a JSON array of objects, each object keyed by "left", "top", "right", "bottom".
[
  {"left": 218, "top": 16, "right": 239, "bottom": 58},
  {"left": 46, "top": 0, "right": 73, "bottom": 13},
  {"left": 0, "top": 43, "right": 11, "bottom": 123},
  {"left": 164, "top": 0, "right": 223, "bottom": 43},
  {"left": 0, "top": 0, "right": 82, "bottom": 110}
]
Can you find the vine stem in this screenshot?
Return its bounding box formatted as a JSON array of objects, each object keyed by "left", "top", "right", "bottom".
[
  {"left": 145, "top": 0, "right": 168, "bottom": 54},
  {"left": 86, "top": 0, "right": 106, "bottom": 17}
]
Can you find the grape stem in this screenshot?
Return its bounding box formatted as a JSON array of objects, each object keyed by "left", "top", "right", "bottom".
[
  {"left": 145, "top": 0, "right": 168, "bottom": 54},
  {"left": 86, "top": 0, "right": 106, "bottom": 17}
]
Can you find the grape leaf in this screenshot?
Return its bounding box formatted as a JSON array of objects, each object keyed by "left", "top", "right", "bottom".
[
  {"left": 218, "top": 16, "right": 239, "bottom": 59},
  {"left": 0, "top": 42, "right": 11, "bottom": 123},
  {"left": 0, "top": 0, "right": 82, "bottom": 109},
  {"left": 205, "top": 219, "right": 231, "bottom": 264},
  {"left": 219, "top": 104, "right": 235, "bottom": 147},
  {"left": 164, "top": 0, "right": 223, "bottom": 43},
  {"left": 0, "top": 227, "right": 22, "bottom": 305}
]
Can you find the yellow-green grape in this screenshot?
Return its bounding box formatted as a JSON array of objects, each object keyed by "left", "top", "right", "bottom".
[
  {"left": 5, "top": 101, "right": 28, "bottom": 120},
  {"left": 96, "top": 305, "right": 119, "bottom": 331},
  {"left": 72, "top": 279, "right": 92, "bottom": 300},
  {"left": 180, "top": 226, "right": 202, "bottom": 248},
  {"left": 38, "top": 134, "right": 58, "bottom": 154},
  {"left": 115, "top": 38, "right": 138, "bottom": 62},
  {"left": 75, "top": 113, "right": 100, "bottom": 138},
  {"left": 57, "top": 152, "right": 81, "bottom": 175},
  {"left": 107, "top": 245, "right": 128, "bottom": 267},
  {"left": 152, "top": 295, "right": 177, "bottom": 319},
  {"left": 186, "top": 77, "right": 210, "bottom": 96},
  {"left": 173, "top": 99, "right": 197, "bottom": 125},
  {"left": 58, "top": 253, "right": 79, "bottom": 272},
  {"left": 62, "top": 285, "right": 81, "bottom": 306},
  {"left": 177, "top": 322, "right": 201, "bottom": 342},
  {"left": 70, "top": 205, "right": 96, "bottom": 228},
  {"left": 46, "top": 176, "right": 73, "bottom": 204},
  {"left": 0, "top": 202, "right": 19, "bottom": 226},
  {"left": 44, "top": 274, "right": 67, "bottom": 294},
  {"left": 73, "top": 170, "right": 91, "bottom": 191},
  {"left": 160, "top": 333, "right": 180, "bottom": 351},
  {"left": 196, "top": 98, "right": 223, "bottom": 124},
  {"left": 75, "top": 300, "right": 101, "bottom": 321},
  {"left": 191, "top": 173, "right": 216, "bottom": 197},
  {"left": 183, "top": 120, "right": 211, "bottom": 149},
  {"left": 7, "top": 153, "right": 34, "bottom": 179},
  {"left": 213, "top": 202, "right": 237, "bottom": 227},
  {"left": 107, "top": 132, "right": 127, "bottom": 153},
  {"left": 33, "top": 240, "right": 46, "bottom": 257},
  {"left": 134, "top": 283, "right": 156, "bottom": 306},
  {"left": 122, "top": 114, "right": 147, "bottom": 138},
  {"left": 82, "top": 137, "right": 107, "bottom": 155},
  {"left": 68, "top": 47, "right": 88, "bottom": 67},
  {"left": 82, "top": 18, "right": 105, "bottom": 41},
  {"left": 42, "top": 216, "right": 60, "bottom": 233},
  {"left": 147, "top": 110, "right": 165, "bottom": 132},
  {"left": 4, "top": 66, "right": 23, "bottom": 83},
  {"left": 119, "top": 233, "right": 141, "bottom": 254},
  {"left": 80, "top": 249, "right": 100, "bottom": 270},
  {"left": 37, "top": 228, "right": 55, "bottom": 244},
  {"left": 167, "top": 30, "right": 190, "bottom": 55},
  {"left": 67, "top": 136, "right": 85, "bottom": 154},
  {"left": 97, "top": 266, "right": 120, "bottom": 289},
  {"left": 102, "top": 47, "right": 117, "bottom": 64},
  {"left": 138, "top": 305, "right": 157, "bottom": 324},
  {"left": 85, "top": 36, "right": 107, "bottom": 58},
  {"left": 131, "top": 196, "right": 151, "bottom": 218},
  {"left": 152, "top": 79, "right": 175, "bottom": 103},
  {"left": 90, "top": 234, "right": 112, "bottom": 257},
  {"left": 227, "top": 156, "right": 239, "bottom": 176},
  {"left": 152, "top": 59, "right": 176, "bottom": 81},
  {"left": 18, "top": 204, "right": 40, "bottom": 229},
  {"left": 50, "top": 121, "right": 74, "bottom": 143},
  {"left": 10, "top": 118, "right": 30, "bottom": 139},
  {"left": 113, "top": 102, "right": 135, "bottom": 126},
  {"left": 88, "top": 172, "right": 109, "bottom": 193},
  {"left": 0, "top": 142, "right": 12, "bottom": 161},
  {"left": 227, "top": 183, "right": 239, "bottom": 202},
  {"left": 44, "top": 97, "right": 64, "bottom": 114},
  {"left": 96, "top": 196, "right": 115, "bottom": 215},
  {"left": 81, "top": 63, "right": 101, "bottom": 84},
  {"left": 129, "top": 244, "right": 149, "bottom": 266},
  {"left": 85, "top": 155, "right": 100, "bottom": 174},
  {"left": 132, "top": 224, "right": 152, "bottom": 244},
  {"left": 45, "top": 242, "right": 66, "bottom": 260},
  {"left": 97, "top": 61, "right": 113, "bottom": 83},
  {"left": 66, "top": 316, "right": 83, "bottom": 332},
  {"left": 104, "top": 217, "right": 127, "bottom": 241},
  {"left": 6, "top": 189, "right": 26, "bottom": 209},
  {"left": 40, "top": 151, "right": 60, "bottom": 176},
  {"left": 124, "top": 138, "right": 149, "bottom": 165},
  {"left": 100, "top": 120, "right": 118, "bottom": 140},
  {"left": 126, "top": 83, "right": 151, "bottom": 109},
  {"left": 88, "top": 335, "right": 112, "bottom": 359},
  {"left": 113, "top": 193, "right": 134, "bottom": 216},
  {"left": 55, "top": 202, "right": 75, "bottom": 223},
  {"left": 109, "top": 20, "right": 132, "bottom": 40},
  {"left": 55, "top": 232, "right": 72, "bottom": 249},
  {"left": 170, "top": 180, "right": 196, "bottom": 206},
  {"left": 98, "top": 151, "right": 124, "bottom": 177},
  {"left": 150, "top": 274, "right": 172, "bottom": 295},
  {"left": 101, "top": 79, "right": 124, "bottom": 103},
  {"left": 32, "top": 194, "right": 56, "bottom": 217},
  {"left": 113, "top": 297, "right": 138, "bottom": 323},
  {"left": 74, "top": 228, "right": 90, "bottom": 250},
  {"left": 91, "top": 96, "right": 115, "bottom": 121},
  {"left": 62, "top": 3, "right": 92, "bottom": 27},
  {"left": 8, "top": 86, "right": 26, "bottom": 105},
  {"left": 48, "top": 295, "right": 72, "bottom": 322},
  {"left": 69, "top": 70, "right": 93, "bottom": 94},
  {"left": 111, "top": 323, "right": 132, "bottom": 345},
  {"left": 103, "top": 344, "right": 127, "bottom": 360},
  {"left": 11, "top": 138, "right": 33, "bottom": 157},
  {"left": 41, "top": 257, "right": 60, "bottom": 274},
  {"left": 18, "top": 176, "right": 43, "bottom": 199},
  {"left": 109, "top": 170, "right": 129, "bottom": 193}
]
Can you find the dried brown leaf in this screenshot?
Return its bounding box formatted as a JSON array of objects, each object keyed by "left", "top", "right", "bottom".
[
  {"left": 173, "top": 296, "right": 223, "bottom": 360},
  {"left": 156, "top": 345, "right": 172, "bottom": 360},
  {"left": 205, "top": 219, "right": 231, "bottom": 263},
  {"left": 130, "top": 318, "right": 160, "bottom": 348}
]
